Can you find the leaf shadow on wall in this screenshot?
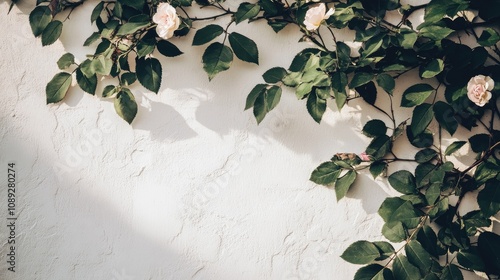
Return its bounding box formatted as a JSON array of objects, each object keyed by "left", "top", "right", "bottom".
[{"left": 133, "top": 94, "right": 197, "bottom": 141}]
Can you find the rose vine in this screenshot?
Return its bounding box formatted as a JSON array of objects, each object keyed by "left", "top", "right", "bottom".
[{"left": 10, "top": 0, "right": 500, "bottom": 279}]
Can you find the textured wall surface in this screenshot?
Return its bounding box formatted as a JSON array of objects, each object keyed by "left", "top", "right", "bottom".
[{"left": 0, "top": 1, "right": 492, "bottom": 279}]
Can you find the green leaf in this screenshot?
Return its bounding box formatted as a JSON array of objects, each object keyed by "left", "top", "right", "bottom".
[
  {"left": 114, "top": 88, "right": 137, "bottom": 124},
  {"left": 353, "top": 264, "right": 384, "bottom": 280},
  {"left": 376, "top": 73, "right": 395, "bottom": 95},
  {"left": 234, "top": 2, "right": 261, "bottom": 24},
  {"left": 415, "top": 163, "right": 436, "bottom": 189},
  {"left": 265, "top": 86, "right": 281, "bottom": 111},
  {"left": 262, "top": 67, "right": 287, "bottom": 83},
  {"left": 310, "top": 161, "right": 341, "bottom": 186},
  {"left": 457, "top": 247, "right": 487, "bottom": 272},
  {"left": 440, "top": 264, "right": 463, "bottom": 280},
  {"left": 417, "top": 225, "right": 445, "bottom": 257},
  {"left": 91, "top": 1, "right": 105, "bottom": 23},
  {"left": 113, "top": 1, "right": 123, "bottom": 17},
  {"left": 378, "top": 197, "right": 420, "bottom": 228},
  {"left": 46, "top": 72, "right": 72, "bottom": 104},
  {"left": 228, "top": 32, "right": 259, "bottom": 64},
  {"left": 478, "top": 28, "right": 500, "bottom": 47},
  {"left": 373, "top": 241, "right": 395, "bottom": 260},
  {"left": 425, "top": 183, "right": 441, "bottom": 205},
  {"left": 420, "top": 26, "right": 454, "bottom": 41},
  {"left": 382, "top": 221, "right": 406, "bottom": 242},
  {"left": 76, "top": 69, "right": 97, "bottom": 95},
  {"left": 192, "top": 24, "right": 224, "bottom": 46},
  {"left": 469, "top": 134, "right": 490, "bottom": 153},
  {"left": 118, "top": 0, "right": 146, "bottom": 10},
  {"left": 407, "top": 128, "right": 434, "bottom": 148},
  {"left": 157, "top": 40, "right": 183, "bottom": 57},
  {"left": 119, "top": 56, "right": 130, "bottom": 71},
  {"left": 245, "top": 84, "right": 267, "bottom": 110},
  {"left": 336, "top": 41, "right": 351, "bottom": 69},
  {"left": 268, "top": 20, "right": 288, "bottom": 33},
  {"left": 100, "top": 19, "right": 119, "bottom": 39},
  {"left": 116, "top": 14, "right": 150, "bottom": 35},
  {"left": 121, "top": 72, "right": 137, "bottom": 86},
  {"left": 445, "top": 141, "right": 466, "bottom": 156},
  {"left": 136, "top": 38, "right": 156, "bottom": 58},
  {"left": 202, "top": 42, "right": 233, "bottom": 80},
  {"left": 401, "top": 84, "right": 434, "bottom": 107},
  {"left": 57, "top": 53, "right": 75, "bottom": 70},
  {"left": 474, "top": 162, "right": 500, "bottom": 185},
  {"left": 373, "top": 268, "right": 394, "bottom": 280},
  {"left": 433, "top": 101, "right": 458, "bottom": 136},
  {"left": 478, "top": 232, "right": 500, "bottom": 274},
  {"left": 424, "top": 0, "right": 468, "bottom": 23},
  {"left": 253, "top": 89, "right": 266, "bottom": 124},
  {"left": 420, "top": 59, "right": 444, "bottom": 79},
  {"left": 136, "top": 57, "right": 162, "bottom": 93},
  {"left": 341, "top": 241, "right": 381, "bottom": 265},
  {"left": 172, "top": 0, "right": 193, "bottom": 7},
  {"left": 393, "top": 255, "right": 421, "bottom": 280},
  {"left": 306, "top": 89, "right": 327, "bottom": 123},
  {"left": 366, "top": 135, "right": 391, "bottom": 160},
  {"left": 398, "top": 28, "right": 418, "bottom": 49},
  {"left": 335, "top": 170, "right": 357, "bottom": 201},
  {"left": 477, "top": 180, "right": 500, "bottom": 216},
  {"left": 363, "top": 120, "right": 387, "bottom": 138},
  {"left": 369, "top": 161, "right": 387, "bottom": 179},
  {"left": 282, "top": 71, "right": 301, "bottom": 87},
  {"left": 463, "top": 210, "right": 491, "bottom": 236},
  {"left": 260, "top": 0, "right": 279, "bottom": 16},
  {"left": 102, "top": 85, "right": 118, "bottom": 98},
  {"left": 174, "top": 17, "right": 192, "bottom": 37},
  {"left": 406, "top": 240, "right": 433, "bottom": 273},
  {"left": 91, "top": 56, "right": 113, "bottom": 76},
  {"left": 29, "top": 6, "right": 52, "bottom": 37},
  {"left": 94, "top": 39, "right": 112, "bottom": 56},
  {"left": 356, "top": 81, "right": 377, "bottom": 105},
  {"left": 388, "top": 170, "right": 417, "bottom": 194},
  {"left": 361, "top": 33, "right": 384, "bottom": 58},
  {"left": 79, "top": 59, "right": 94, "bottom": 78},
  {"left": 350, "top": 72, "right": 374, "bottom": 89},
  {"left": 411, "top": 103, "right": 434, "bottom": 136},
  {"left": 84, "top": 32, "right": 101, "bottom": 46},
  {"left": 332, "top": 71, "right": 348, "bottom": 109},
  {"left": 415, "top": 149, "right": 437, "bottom": 163},
  {"left": 41, "top": 20, "right": 63, "bottom": 46}
]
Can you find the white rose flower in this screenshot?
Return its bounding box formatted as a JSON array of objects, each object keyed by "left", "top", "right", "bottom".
[
  {"left": 467, "top": 75, "right": 494, "bottom": 107},
  {"left": 304, "top": 3, "right": 335, "bottom": 31},
  {"left": 153, "top": 3, "right": 181, "bottom": 40}
]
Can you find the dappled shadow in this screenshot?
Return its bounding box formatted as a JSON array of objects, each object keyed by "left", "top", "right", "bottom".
[
  {"left": 133, "top": 94, "right": 197, "bottom": 142},
  {"left": 346, "top": 174, "right": 393, "bottom": 215}
]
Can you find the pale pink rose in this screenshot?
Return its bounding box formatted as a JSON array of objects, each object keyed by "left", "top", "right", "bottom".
[
  {"left": 304, "top": 3, "right": 335, "bottom": 31},
  {"left": 359, "top": 152, "right": 371, "bottom": 162},
  {"left": 467, "top": 75, "right": 494, "bottom": 107},
  {"left": 153, "top": 3, "right": 181, "bottom": 40}
]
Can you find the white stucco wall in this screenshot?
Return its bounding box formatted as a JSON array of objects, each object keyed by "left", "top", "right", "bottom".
[{"left": 0, "top": 1, "right": 495, "bottom": 280}]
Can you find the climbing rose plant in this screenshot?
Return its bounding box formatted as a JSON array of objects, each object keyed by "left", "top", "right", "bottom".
[{"left": 11, "top": 0, "right": 500, "bottom": 278}]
